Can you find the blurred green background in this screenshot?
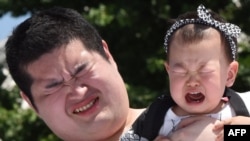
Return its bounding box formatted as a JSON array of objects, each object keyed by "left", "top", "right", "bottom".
[{"left": 0, "top": 0, "right": 250, "bottom": 140}]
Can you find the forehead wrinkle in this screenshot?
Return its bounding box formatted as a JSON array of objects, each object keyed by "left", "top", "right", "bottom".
[
  {"left": 171, "top": 62, "right": 185, "bottom": 68},
  {"left": 171, "top": 57, "right": 209, "bottom": 72}
]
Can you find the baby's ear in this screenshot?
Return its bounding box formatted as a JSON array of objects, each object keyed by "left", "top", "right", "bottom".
[
  {"left": 164, "top": 61, "right": 170, "bottom": 73},
  {"left": 226, "top": 61, "right": 238, "bottom": 87}
]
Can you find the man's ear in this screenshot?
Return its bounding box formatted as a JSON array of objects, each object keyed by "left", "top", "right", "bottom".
[
  {"left": 102, "top": 40, "right": 117, "bottom": 68},
  {"left": 20, "top": 91, "right": 38, "bottom": 113},
  {"left": 102, "top": 40, "right": 112, "bottom": 59},
  {"left": 226, "top": 61, "right": 239, "bottom": 87}
]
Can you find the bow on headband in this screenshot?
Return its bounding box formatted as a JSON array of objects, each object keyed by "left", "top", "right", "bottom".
[{"left": 164, "top": 4, "right": 241, "bottom": 60}]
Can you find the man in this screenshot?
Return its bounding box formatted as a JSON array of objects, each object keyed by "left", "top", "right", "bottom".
[{"left": 5, "top": 7, "right": 143, "bottom": 141}]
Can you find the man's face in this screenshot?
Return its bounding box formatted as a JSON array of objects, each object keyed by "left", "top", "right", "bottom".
[
  {"left": 25, "top": 39, "right": 129, "bottom": 141},
  {"left": 165, "top": 26, "right": 238, "bottom": 115}
]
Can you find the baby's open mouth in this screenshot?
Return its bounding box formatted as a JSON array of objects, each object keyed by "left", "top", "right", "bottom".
[{"left": 185, "top": 92, "right": 205, "bottom": 103}]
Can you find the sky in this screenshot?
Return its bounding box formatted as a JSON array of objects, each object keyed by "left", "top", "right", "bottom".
[
  {"left": 0, "top": 12, "right": 30, "bottom": 40},
  {"left": 0, "top": 12, "right": 31, "bottom": 101}
]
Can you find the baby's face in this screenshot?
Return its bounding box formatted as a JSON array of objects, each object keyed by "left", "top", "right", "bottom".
[{"left": 164, "top": 25, "right": 238, "bottom": 116}]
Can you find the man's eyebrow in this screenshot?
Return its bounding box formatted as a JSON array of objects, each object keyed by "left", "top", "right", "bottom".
[
  {"left": 45, "top": 80, "right": 62, "bottom": 88},
  {"left": 73, "top": 62, "right": 88, "bottom": 76}
]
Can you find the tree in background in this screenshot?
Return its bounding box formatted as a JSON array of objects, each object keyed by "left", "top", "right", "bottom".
[{"left": 0, "top": 0, "right": 250, "bottom": 140}]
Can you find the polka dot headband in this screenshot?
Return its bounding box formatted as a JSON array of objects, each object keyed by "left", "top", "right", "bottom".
[{"left": 164, "top": 4, "right": 241, "bottom": 60}]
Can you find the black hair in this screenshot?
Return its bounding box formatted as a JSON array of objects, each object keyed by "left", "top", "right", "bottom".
[
  {"left": 5, "top": 7, "right": 107, "bottom": 110},
  {"left": 166, "top": 10, "right": 238, "bottom": 63}
]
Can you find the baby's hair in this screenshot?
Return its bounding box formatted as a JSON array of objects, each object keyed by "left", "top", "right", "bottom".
[{"left": 164, "top": 4, "right": 241, "bottom": 62}]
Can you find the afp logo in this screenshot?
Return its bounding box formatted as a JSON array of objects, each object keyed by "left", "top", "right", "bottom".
[{"left": 224, "top": 125, "right": 250, "bottom": 140}]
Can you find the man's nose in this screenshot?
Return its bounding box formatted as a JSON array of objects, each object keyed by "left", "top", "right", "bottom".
[
  {"left": 63, "top": 77, "right": 87, "bottom": 93},
  {"left": 63, "top": 77, "right": 76, "bottom": 87}
]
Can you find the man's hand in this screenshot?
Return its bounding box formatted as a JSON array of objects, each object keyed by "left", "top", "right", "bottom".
[
  {"left": 213, "top": 116, "right": 250, "bottom": 141},
  {"left": 168, "top": 116, "right": 220, "bottom": 141}
]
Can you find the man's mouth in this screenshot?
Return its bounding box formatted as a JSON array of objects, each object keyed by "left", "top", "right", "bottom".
[
  {"left": 73, "top": 98, "right": 98, "bottom": 114},
  {"left": 185, "top": 92, "right": 205, "bottom": 103}
]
